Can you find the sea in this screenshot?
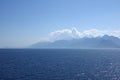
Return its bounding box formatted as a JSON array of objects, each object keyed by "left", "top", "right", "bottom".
[{"left": 0, "top": 49, "right": 120, "bottom": 80}]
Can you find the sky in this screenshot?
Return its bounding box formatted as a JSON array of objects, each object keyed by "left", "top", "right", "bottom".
[{"left": 0, "top": 0, "right": 120, "bottom": 48}]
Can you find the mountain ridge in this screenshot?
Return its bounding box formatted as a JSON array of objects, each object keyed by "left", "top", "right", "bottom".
[{"left": 30, "top": 35, "right": 120, "bottom": 48}]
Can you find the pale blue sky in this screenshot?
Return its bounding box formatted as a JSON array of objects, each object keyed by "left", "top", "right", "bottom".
[{"left": 0, "top": 0, "right": 120, "bottom": 47}]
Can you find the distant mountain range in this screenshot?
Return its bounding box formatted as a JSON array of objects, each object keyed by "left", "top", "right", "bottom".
[{"left": 30, "top": 35, "right": 120, "bottom": 48}]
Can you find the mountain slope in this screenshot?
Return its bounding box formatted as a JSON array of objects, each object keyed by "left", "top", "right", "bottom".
[{"left": 31, "top": 35, "right": 120, "bottom": 48}]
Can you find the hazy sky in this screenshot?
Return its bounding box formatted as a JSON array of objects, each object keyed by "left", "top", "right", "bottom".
[{"left": 0, "top": 0, "right": 120, "bottom": 48}]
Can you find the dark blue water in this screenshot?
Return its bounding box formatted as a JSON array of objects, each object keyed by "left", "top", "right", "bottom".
[{"left": 0, "top": 49, "right": 120, "bottom": 80}]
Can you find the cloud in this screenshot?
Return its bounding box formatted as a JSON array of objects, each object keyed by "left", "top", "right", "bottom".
[
  {"left": 108, "top": 31, "right": 120, "bottom": 38},
  {"left": 49, "top": 29, "right": 74, "bottom": 41},
  {"left": 39, "top": 28, "right": 120, "bottom": 42},
  {"left": 82, "top": 29, "right": 107, "bottom": 38}
]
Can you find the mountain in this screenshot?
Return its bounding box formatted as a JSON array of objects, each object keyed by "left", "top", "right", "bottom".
[{"left": 30, "top": 35, "right": 120, "bottom": 48}]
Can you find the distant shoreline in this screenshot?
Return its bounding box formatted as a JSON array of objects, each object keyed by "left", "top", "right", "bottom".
[{"left": 0, "top": 48, "right": 120, "bottom": 50}]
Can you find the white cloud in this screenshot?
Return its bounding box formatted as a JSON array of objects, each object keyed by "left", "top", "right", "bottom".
[
  {"left": 82, "top": 29, "right": 107, "bottom": 38},
  {"left": 71, "top": 27, "right": 83, "bottom": 38},
  {"left": 49, "top": 29, "right": 73, "bottom": 41},
  {"left": 108, "top": 31, "right": 120, "bottom": 38},
  {"left": 39, "top": 28, "right": 120, "bottom": 42}
]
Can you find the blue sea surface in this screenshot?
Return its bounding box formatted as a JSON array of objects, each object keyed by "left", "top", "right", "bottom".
[{"left": 0, "top": 49, "right": 120, "bottom": 80}]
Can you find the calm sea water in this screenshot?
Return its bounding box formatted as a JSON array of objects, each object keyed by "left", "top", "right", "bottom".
[{"left": 0, "top": 49, "right": 120, "bottom": 80}]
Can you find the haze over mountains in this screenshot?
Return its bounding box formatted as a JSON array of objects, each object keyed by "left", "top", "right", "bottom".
[{"left": 31, "top": 28, "right": 120, "bottom": 48}]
